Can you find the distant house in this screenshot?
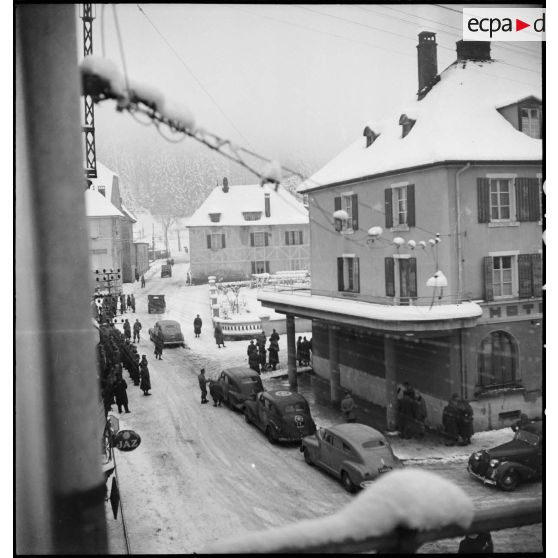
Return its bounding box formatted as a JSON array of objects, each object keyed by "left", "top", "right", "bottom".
[
  {"left": 259, "top": 35, "right": 542, "bottom": 432},
  {"left": 186, "top": 182, "right": 310, "bottom": 283},
  {"left": 87, "top": 162, "right": 137, "bottom": 284}
]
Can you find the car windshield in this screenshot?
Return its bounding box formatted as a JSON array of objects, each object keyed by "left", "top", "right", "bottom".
[
  {"left": 284, "top": 403, "right": 308, "bottom": 414},
  {"left": 361, "top": 439, "right": 386, "bottom": 449},
  {"left": 163, "top": 325, "right": 179, "bottom": 332},
  {"left": 514, "top": 430, "right": 540, "bottom": 445}
]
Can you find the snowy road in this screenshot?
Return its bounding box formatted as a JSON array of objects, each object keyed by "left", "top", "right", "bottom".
[{"left": 108, "top": 254, "right": 542, "bottom": 554}]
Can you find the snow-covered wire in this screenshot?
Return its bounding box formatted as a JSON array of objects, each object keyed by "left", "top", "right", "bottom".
[{"left": 153, "top": 119, "right": 188, "bottom": 143}]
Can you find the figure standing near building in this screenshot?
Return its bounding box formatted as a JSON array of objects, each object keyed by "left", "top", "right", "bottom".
[
  {"left": 123, "top": 318, "right": 131, "bottom": 342},
  {"left": 296, "top": 336, "right": 303, "bottom": 366},
  {"left": 442, "top": 394, "right": 461, "bottom": 446},
  {"left": 270, "top": 329, "right": 280, "bottom": 345},
  {"left": 413, "top": 390, "right": 428, "bottom": 438},
  {"left": 257, "top": 330, "right": 266, "bottom": 353},
  {"left": 301, "top": 336, "right": 311, "bottom": 366},
  {"left": 341, "top": 391, "right": 356, "bottom": 423},
  {"left": 258, "top": 344, "right": 267, "bottom": 371},
  {"left": 268, "top": 339, "right": 279, "bottom": 370},
  {"left": 214, "top": 324, "right": 225, "bottom": 348},
  {"left": 193, "top": 314, "right": 203, "bottom": 338},
  {"left": 140, "top": 355, "right": 151, "bottom": 396},
  {"left": 456, "top": 397, "right": 474, "bottom": 445},
  {"left": 113, "top": 369, "right": 130, "bottom": 413},
  {"left": 141, "top": 274, "right": 146, "bottom": 288},
  {"left": 248, "top": 347, "right": 261, "bottom": 374},
  {"left": 133, "top": 318, "right": 142, "bottom": 343},
  {"left": 126, "top": 294, "right": 132, "bottom": 310},
  {"left": 198, "top": 368, "right": 209, "bottom": 404},
  {"left": 247, "top": 340, "right": 257, "bottom": 360},
  {"left": 130, "top": 294, "right": 136, "bottom": 313},
  {"left": 120, "top": 293, "right": 126, "bottom": 315}
]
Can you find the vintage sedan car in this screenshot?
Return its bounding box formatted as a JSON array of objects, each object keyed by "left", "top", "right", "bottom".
[
  {"left": 161, "top": 264, "right": 172, "bottom": 278},
  {"left": 243, "top": 390, "right": 316, "bottom": 444},
  {"left": 300, "top": 423, "right": 403, "bottom": 493},
  {"left": 467, "top": 421, "right": 543, "bottom": 491},
  {"left": 147, "top": 294, "right": 166, "bottom": 314},
  {"left": 217, "top": 367, "right": 264, "bottom": 411},
  {"left": 148, "top": 320, "right": 185, "bottom": 347}
]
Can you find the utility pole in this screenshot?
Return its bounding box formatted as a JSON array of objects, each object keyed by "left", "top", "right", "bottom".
[{"left": 80, "top": 3, "right": 97, "bottom": 179}]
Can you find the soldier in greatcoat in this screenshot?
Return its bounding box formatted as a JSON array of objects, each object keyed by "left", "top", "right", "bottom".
[
  {"left": 198, "top": 368, "right": 209, "bottom": 404},
  {"left": 113, "top": 367, "right": 130, "bottom": 413},
  {"left": 268, "top": 340, "right": 279, "bottom": 370},
  {"left": 214, "top": 324, "right": 225, "bottom": 348},
  {"left": 193, "top": 315, "right": 203, "bottom": 338},
  {"left": 248, "top": 349, "right": 260, "bottom": 374},
  {"left": 140, "top": 355, "right": 151, "bottom": 395},
  {"left": 442, "top": 394, "right": 461, "bottom": 446},
  {"left": 123, "top": 319, "right": 131, "bottom": 341},
  {"left": 133, "top": 319, "right": 142, "bottom": 343},
  {"left": 208, "top": 379, "right": 224, "bottom": 407}
]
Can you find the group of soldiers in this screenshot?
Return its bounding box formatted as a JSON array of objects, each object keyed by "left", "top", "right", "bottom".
[
  {"left": 296, "top": 336, "right": 312, "bottom": 366},
  {"left": 246, "top": 329, "right": 280, "bottom": 374},
  {"left": 93, "top": 292, "right": 137, "bottom": 325},
  {"left": 442, "top": 393, "right": 474, "bottom": 446},
  {"left": 396, "top": 382, "right": 428, "bottom": 439}
]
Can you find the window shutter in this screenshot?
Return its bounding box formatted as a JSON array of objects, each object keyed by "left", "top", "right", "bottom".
[
  {"left": 518, "top": 254, "right": 532, "bottom": 298},
  {"left": 337, "top": 257, "right": 344, "bottom": 291},
  {"left": 385, "top": 257, "right": 395, "bottom": 297},
  {"left": 351, "top": 194, "right": 359, "bottom": 230},
  {"left": 531, "top": 253, "right": 542, "bottom": 296},
  {"left": 409, "top": 257, "right": 417, "bottom": 298},
  {"left": 251, "top": 261, "right": 256, "bottom": 274},
  {"left": 221, "top": 234, "right": 226, "bottom": 249},
  {"left": 477, "top": 178, "right": 490, "bottom": 223},
  {"left": 265, "top": 232, "right": 270, "bottom": 246},
  {"left": 354, "top": 257, "right": 360, "bottom": 293},
  {"left": 334, "top": 196, "right": 342, "bottom": 231},
  {"left": 385, "top": 189, "right": 393, "bottom": 229},
  {"left": 250, "top": 232, "right": 255, "bottom": 247},
  {"left": 285, "top": 231, "right": 289, "bottom": 245},
  {"left": 483, "top": 256, "right": 494, "bottom": 302},
  {"left": 265, "top": 261, "right": 270, "bottom": 273},
  {"left": 207, "top": 235, "right": 211, "bottom": 249},
  {"left": 515, "top": 177, "right": 530, "bottom": 221},
  {"left": 407, "top": 184, "right": 415, "bottom": 227}
]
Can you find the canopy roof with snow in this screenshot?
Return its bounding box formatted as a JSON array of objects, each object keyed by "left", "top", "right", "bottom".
[
  {"left": 299, "top": 56, "right": 541, "bottom": 192},
  {"left": 186, "top": 183, "right": 308, "bottom": 227}
]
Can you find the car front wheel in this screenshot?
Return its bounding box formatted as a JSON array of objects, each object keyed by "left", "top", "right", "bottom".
[
  {"left": 341, "top": 471, "right": 358, "bottom": 493},
  {"left": 499, "top": 470, "right": 520, "bottom": 491}
]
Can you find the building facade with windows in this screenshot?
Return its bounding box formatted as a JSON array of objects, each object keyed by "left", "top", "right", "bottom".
[
  {"left": 259, "top": 36, "right": 542, "bottom": 432},
  {"left": 186, "top": 182, "right": 310, "bottom": 282}
]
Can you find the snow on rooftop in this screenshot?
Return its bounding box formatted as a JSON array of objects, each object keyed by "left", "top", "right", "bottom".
[
  {"left": 299, "top": 58, "right": 541, "bottom": 192},
  {"left": 85, "top": 188, "right": 124, "bottom": 218},
  {"left": 205, "top": 469, "right": 474, "bottom": 553},
  {"left": 186, "top": 183, "right": 309, "bottom": 227},
  {"left": 258, "top": 291, "right": 482, "bottom": 322}
]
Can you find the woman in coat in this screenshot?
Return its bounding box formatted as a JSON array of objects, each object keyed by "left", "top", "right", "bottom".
[
  {"left": 193, "top": 315, "right": 202, "bottom": 338},
  {"left": 214, "top": 324, "right": 225, "bottom": 348},
  {"left": 140, "top": 356, "right": 151, "bottom": 395}
]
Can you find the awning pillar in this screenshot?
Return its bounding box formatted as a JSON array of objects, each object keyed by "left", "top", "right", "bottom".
[
  {"left": 384, "top": 336, "right": 399, "bottom": 431},
  {"left": 286, "top": 314, "right": 297, "bottom": 389},
  {"left": 328, "top": 326, "right": 342, "bottom": 402}
]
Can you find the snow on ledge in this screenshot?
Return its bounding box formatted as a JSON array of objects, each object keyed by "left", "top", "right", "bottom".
[
  {"left": 258, "top": 291, "right": 483, "bottom": 322},
  {"left": 205, "top": 469, "right": 474, "bottom": 553}
]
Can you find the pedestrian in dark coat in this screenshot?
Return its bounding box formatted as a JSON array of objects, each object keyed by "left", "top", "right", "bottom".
[
  {"left": 341, "top": 391, "right": 356, "bottom": 422},
  {"left": 131, "top": 352, "right": 140, "bottom": 385},
  {"left": 127, "top": 294, "right": 132, "bottom": 310},
  {"left": 398, "top": 388, "right": 416, "bottom": 438},
  {"left": 268, "top": 340, "right": 279, "bottom": 370},
  {"left": 154, "top": 330, "right": 164, "bottom": 359},
  {"left": 247, "top": 340, "right": 257, "bottom": 358},
  {"left": 259, "top": 346, "right": 267, "bottom": 370},
  {"left": 301, "top": 337, "right": 310, "bottom": 365},
  {"left": 456, "top": 397, "right": 474, "bottom": 445},
  {"left": 248, "top": 350, "right": 261, "bottom": 374},
  {"left": 130, "top": 294, "right": 136, "bottom": 313},
  {"left": 113, "top": 372, "right": 130, "bottom": 413},
  {"left": 296, "top": 336, "right": 303, "bottom": 366},
  {"left": 133, "top": 319, "right": 142, "bottom": 343},
  {"left": 458, "top": 531, "right": 493, "bottom": 554},
  {"left": 123, "top": 319, "right": 131, "bottom": 341},
  {"left": 412, "top": 390, "right": 428, "bottom": 438},
  {"left": 270, "top": 329, "right": 280, "bottom": 344},
  {"left": 120, "top": 294, "right": 126, "bottom": 315},
  {"left": 140, "top": 356, "right": 151, "bottom": 395},
  {"left": 208, "top": 379, "right": 224, "bottom": 406},
  {"left": 214, "top": 324, "right": 225, "bottom": 348},
  {"left": 141, "top": 274, "right": 146, "bottom": 288},
  {"left": 193, "top": 315, "right": 203, "bottom": 338},
  {"left": 257, "top": 331, "right": 266, "bottom": 352},
  {"left": 442, "top": 394, "right": 461, "bottom": 446},
  {"left": 135, "top": 269, "right": 140, "bottom": 282},
  {"left": 198, "top": 368, "right": 209, "bottom": 404}
]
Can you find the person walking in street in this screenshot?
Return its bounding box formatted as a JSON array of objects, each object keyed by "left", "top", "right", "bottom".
[
  {"left": 123, "top": 318, "right": 131, "bottom": 342},
  {"left": 208, "top": 379, "right": 224, "bottom": 406},
  {"left": 120, "top": 293, "right": 126, "bottom": 315},
  {"left": 198, "top": 368, "right": 209, "bottom": 404},
  {"left": 248, "top": 348, "right": 261, "bottom": 374},
  {"left": 141, "top": 274, "right": 146, "bottom": 288},
  {"left": 193, "top": 314, "right": 203, "bottom": 338},
  {"left": 442, "top": 394, "right": 461, "bottom": 446},
  {"left": 296, "top": 336, "right": 303, "bottom": 366},
  {"left": 341, "top": 391, "right": 356, "bottom": 423},
  {"left": 456, "top": 396, "right": 474, "bottom": 445},
  {"left": 113, "top": 369, "right": 130, "bottom": 413},
  {"left": 133, "top": 318, "right": 142, "bottom": 343},
  {"left": 154, "top": 329, "right": 164, "bottom": 360},
  {"left": 412, "top": 390, "right": 428, "bottom": 438},
  {"left": 130, "top": 294, "right": 136, "bottom": 313},
  {"left": 214, "top": 324, "right": 225, "bottom": 348},
  {"left": 140, "top": 355, "right": 151, "bottom": 395},
  {"left": 268, "top": 339, "right": 279, "bottom": 370}
]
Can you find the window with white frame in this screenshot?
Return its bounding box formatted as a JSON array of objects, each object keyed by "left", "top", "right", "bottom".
[
  {"left": 489, "top": 178, "right": 513, "bottom": 221},
  {"left": 337, "top": 255, "right": 360, "bottom": 293},
  {"left": 285, "top": 230, "right": 303, "bottom": 245},
  {"left": 520, "top": 106, "right": 541, "bottom": 139},
  {"left": 334, "top": 193, "right": 358, "bottom": 232},
  {"left": 207, "top": 233, "right": 226, "bottom": 250},
  {"left": 492, "top": 255, "right": 513, "bottom": 297},
  {"left": 252, "top": 232, "right": 266, "bottom": 247},
  {"left": 393, "top": 186, "right": 407, "bottom": 226}
]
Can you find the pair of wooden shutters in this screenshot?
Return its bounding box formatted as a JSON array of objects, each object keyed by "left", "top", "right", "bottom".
[
  {"left": 385, "top": 185, "right": 415, "bottom": 229},
  {"left": 250, "top": 232, "right": 270, "bottom": 246},
  {"left": 483, "top": 254, "right": 542, "bottom": 301},
  {"left": 337, "top": 257, "right": 360, "bottom": 293},
  {"left": 384, "top": 257, "right": 417, "bottom": 298},
  {"left": 206, "top": 234, "right": 225, "bottom": 249},
  {"left": 477, "top": 177, "right": 541, "bottom": 222},
  {"left": 285, "top": 231, "right": 303, "bottom": 245},
  {"left": 333, "top": 195, "right": 359, "bottom": 231}
]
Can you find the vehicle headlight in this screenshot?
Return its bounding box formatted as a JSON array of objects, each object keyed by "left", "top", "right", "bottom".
[
  {"left": 489, "top": 459, "right": 500, "bottom": 468},
  {"left": 472, "top": 452, "right": 482, "bottom": 460}
]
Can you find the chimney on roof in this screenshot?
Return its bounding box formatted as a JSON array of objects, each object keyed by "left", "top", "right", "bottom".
[
  {"left": 417, "top": 31, "right": 438, "bottom": 97},
  {"left": 222, "top": 177, "right": 229, "bottom": 193},
  {"left": 264, "top": 192, "right": 271, "bottom": 217},
  {"left": 456, "top": 40, "right": 491, "bottom": 61}
]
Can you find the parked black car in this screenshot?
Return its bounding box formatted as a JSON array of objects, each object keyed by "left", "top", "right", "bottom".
[
  {"left": 147, "top": 294, "right": 166, "bottom": 314},
  {"left": 467, "top": 421, "right": 543, "bottom": 491}
]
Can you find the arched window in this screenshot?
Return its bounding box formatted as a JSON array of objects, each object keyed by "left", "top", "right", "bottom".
[{"left": 478, "top": 331, "right": 519, "bottom": 388}]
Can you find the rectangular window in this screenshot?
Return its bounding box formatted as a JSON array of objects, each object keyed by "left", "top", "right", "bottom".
[
  {"left": 492, "top": 255, "right": 514, "bottom": 298},
  {"left": 337, "top": 256, "right": 360, "bottom": 293},
  {"left": 386, "top": 184, "right": 415, "bottom": 229},
  {"left": 393, "top": 186, "right": 407, "bottom": 226},
  {"left": 288, "top": 258, "right": 305, "bottom": 271},
  {"left": 252, "top": 260, "right": 269, "bottom": 274},
  {"left": 520, "top": 107, "right": 541, "bottom": 139},
  {"left": 207, "top": 233, "right": 226, "bottom": 250},
  {"left": 252, "top": 232, "right": 266, "bottom": 247},
  {"left": 285, "top": 230, "right": 303, "bottom": 245},
  {"left": 489, "top": 179, "right": 512, "bottom": 221},
  {"left": 334, "top": 194, "right": 359, "bottom": 232}
]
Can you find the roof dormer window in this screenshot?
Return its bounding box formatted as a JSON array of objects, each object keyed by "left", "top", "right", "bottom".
[
  {"left": 519, "top": 105, "right": 541, "bottom": 139},
  {"left": 399, "top": 114, "right": 416, "bottom": 138},
  {"left": 208, "top": 212, "right": 221, "bottom": 223},
  {"left": 242, "top": 211, "right": 262, "bottom": 221},
  {"left": 363, "top": 126, "right": 379, "bottom": 148}
]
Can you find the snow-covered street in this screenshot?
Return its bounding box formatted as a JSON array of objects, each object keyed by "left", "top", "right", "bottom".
[{"left": 102, "top": 253, "right": 542, "bottom": 554}]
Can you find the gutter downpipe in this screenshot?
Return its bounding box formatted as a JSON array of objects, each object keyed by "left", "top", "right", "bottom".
[{"left": 455, "top": 162, "right": 471, "bottom": 399}]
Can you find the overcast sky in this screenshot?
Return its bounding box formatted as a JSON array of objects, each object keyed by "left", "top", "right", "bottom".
[{"left": 84, "top": 4, "right": 542, "bottom": 173}]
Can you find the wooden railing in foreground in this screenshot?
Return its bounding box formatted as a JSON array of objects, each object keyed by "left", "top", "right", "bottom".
[{"left": 210, "top": 501, "right": 542, "bottom": 554}]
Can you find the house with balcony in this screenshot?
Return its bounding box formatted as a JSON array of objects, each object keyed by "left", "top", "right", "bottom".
[
  {"left": 259, "top": 34, "right": 542, "bottom": 432},
  {"left": 186, "top": 181, "right": 310, "bottom": 283}
]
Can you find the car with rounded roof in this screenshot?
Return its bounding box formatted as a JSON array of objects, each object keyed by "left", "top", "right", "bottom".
[
  {"left": 300, "top": 423, "right": 403, "bottom": 493},
  {"left": 217, "top": 367, "right": 264, "bottom": 411},
  {"left": 148, "top": 319, "right": 185, "bottom": 347},
  {"left": 243, "top": 389, "right": 316, "bottom": 444},
  {"left": 467, "top": 420, "right": 542, "bottom": 491}
]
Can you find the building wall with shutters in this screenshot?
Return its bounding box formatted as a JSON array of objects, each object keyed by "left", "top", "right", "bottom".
[
  {"left": 88, "top": 216, "right": 122, "bottom": 285},
  {"left": 187, "top": 223, "right": 310, "bottom": 282}
]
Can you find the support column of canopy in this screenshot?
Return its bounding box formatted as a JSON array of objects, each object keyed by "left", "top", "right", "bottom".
[
  {"left": 328, "top": 325, "right": 341, "bottom": 402},
  {"left": 384, "top": 335, "right": 399, "bottom": 431},
  {"left": 286, "top": 314, "right": 297, "bottom": 389}
]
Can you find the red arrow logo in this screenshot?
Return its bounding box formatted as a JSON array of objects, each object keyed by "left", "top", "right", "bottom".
[{"left": 516, "top": 19, "right": 530, "bottom": 31}]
